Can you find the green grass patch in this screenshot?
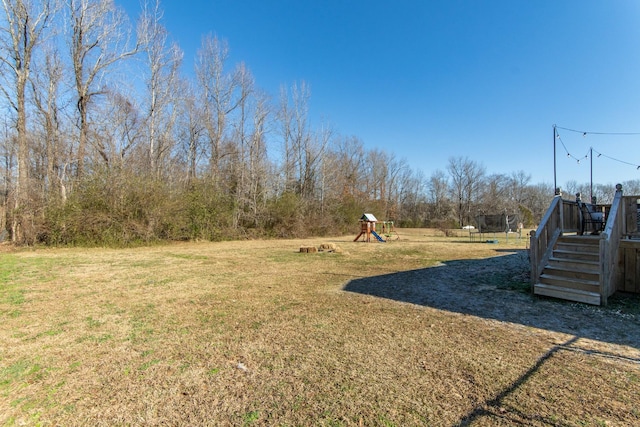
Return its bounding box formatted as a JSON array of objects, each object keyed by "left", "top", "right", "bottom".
[
  {"left": 139, "top": 359, "right": 161, "bottom": 371},
  {"left": 85, "top": 316, "right": 102, "bottom": 328},
  {"left": 166, "top": 253, "right": 209, "bottom": 260},
  {"left": 242, "top": 410, "right": 260, "bottom": 425},
  {"left": 0, "top": 255, "right": 26, "bottom": 309},
  {"left": 0, "top": 359, "right": 45, "bottom": 388}
]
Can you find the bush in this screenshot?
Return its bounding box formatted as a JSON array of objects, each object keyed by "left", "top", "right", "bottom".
[
  {"left": 42, "top": 171, "right": 186, "bottom": 246},
  {"left": 265, "top": 192, "right": 305, "bottom": 238},
  {"left": 180, "top": 181, "right": 233, "bottom": 241}
]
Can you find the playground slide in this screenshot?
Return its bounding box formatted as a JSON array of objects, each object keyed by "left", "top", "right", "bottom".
[{"left": 371, "top": 231, "right": 385, "bottom": 242}]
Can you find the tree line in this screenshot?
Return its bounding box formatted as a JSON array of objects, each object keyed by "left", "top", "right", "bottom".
[{"left": 1, "top": 0, "right": 635, "bottom": 246}]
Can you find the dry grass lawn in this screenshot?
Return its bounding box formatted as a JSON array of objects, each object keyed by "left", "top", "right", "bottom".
[{"left": 1, "top": 229, "right": 639, "bottom": 426}]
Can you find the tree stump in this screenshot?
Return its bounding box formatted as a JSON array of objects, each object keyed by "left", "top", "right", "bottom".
[{"left": 318, "top": 243, "right": 337, "bottom": 252}]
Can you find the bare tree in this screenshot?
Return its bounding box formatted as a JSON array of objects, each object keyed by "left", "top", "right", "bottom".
[
  {"left": 177, "top": 83, "right": 205, "bottom": 183},
  {"left": 66, "top": 0, "right": 137, "bottom": 177},
  {"left": 196, "top": 34, "right": 245, "bottom": 182},
  {"left": 621, "top": 180, "right": 640, "bottom": 196},
  {"left": 522, "top": 182, "right": 554, "bottom": 225},
  {"left": 389, "top": 160, "right": 411, "bottom": 220},
  {"left": 478, "top": 173, "right": 510, "bottom": 214},
  {"left": 383, "top": 155, "right": 409, "bottom": 220},
  {"left": 447, "top": 156, "right": 485, "bottom": 227},
  {"left": 277, "top": 84, "right": 294, "bottom": 192},
  {"left": 225, "top": 64, "right": 276, "bottom": 229},
  {"left": 427, "top": 169, "right": 451, "bottom": 221},
  {"left": 331, "top": 135, "right": 366, "bottom": 201},
  {"left": 0, "top": 120, "right": 16, "bottom": 237},
  {"left": 562, "top": 179, "right": 589, "bottom": 201},
  {"left": 244, "top": 89, "right": 271, "bottom": 226},
  {"left": 0, "top": 0, "right": 55, "bottom": 241},
  {"left": 92, "top": 88, "right": 142, "bottom": 168},
  {"left": 316, "top": 122, "right": 334, "bottom": 214},
  {"left": 364, "top": 150, "right": 408, "bottom": 219},
  {"left": 507, "top": 170, "right": 531, "bottom": 207},
  {"left": 396, "top": 168, "right": 427, "bottom": 226},
  {"left": 137, "top": 0, "right": 182, "bottom": 177},
  {"left": 30, "top": 42, "right": 67, "bottom": 203},
  {"left": 363, "top": 149, "right": 382, "bottom": 202},
  {"left": 277, "top": 81, "right": 324, "bottom": 199}
]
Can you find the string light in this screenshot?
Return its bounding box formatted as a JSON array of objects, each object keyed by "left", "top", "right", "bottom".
[
  {"left": 556, "top": 126, "right": 640, "bottom": 171},
  {"left": 556, "top": 131, "right": 590, "bottom": 164},
  {"left": 591, "top": 148, "right": 639, "bottom": 168},
  {"left": 553, "top": 125, "right": 640, "bottom": 198},
  {"left": 556, "top": 126, "right": 640, "bottom": 136}
]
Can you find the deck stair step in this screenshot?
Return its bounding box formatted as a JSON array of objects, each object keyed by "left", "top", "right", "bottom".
[
  {"left": 548, "top": 257, "right": 598, "bottom": 271},
  {"left": 533, "top": 283, "right": 601, "bottom": 305},
  {"left": 551, "top": 250, "right": 599, "bottom": 261},
  {"left": 542, "top": 265, "right": 599, "bottom": 281},
  {"left": 533, "top": 235, "right": 603, "bottom": 305},
  {"left": 557, "top": 235, "right": 601, "bottom": 245},
  {"left": 554, "top": 242, "right": 599, "bottom": 254},
  {"left": 538, "top": 273, "right": 599, "bottom": 292}
]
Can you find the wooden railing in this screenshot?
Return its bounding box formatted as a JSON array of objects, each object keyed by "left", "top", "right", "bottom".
[
  {"left": 529, "top": 194, "right": 595, "bottom": 288},
  {"left": 530, "top": 196, "right": 579, "bottom": 288},
  {"left": 599, "top": 187, "right": 624, "bottom": 305},
  {"left": 618, "top": 196, "right": 640, "bottom": 293},
  {"left": 530, "top": 185, "right": 638, "bottom": 303},
  {"left": 561, "top": 199, "right": 581, "bottom": 233},
  {"left": 622, "top": 195, "right": 639, "bottom": 236}
]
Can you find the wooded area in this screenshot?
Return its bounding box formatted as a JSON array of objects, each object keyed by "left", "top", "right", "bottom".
[{"left": 2, "top": 0, "right": 639, "bottom": 246}]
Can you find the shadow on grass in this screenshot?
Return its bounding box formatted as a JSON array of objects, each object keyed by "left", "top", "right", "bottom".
[
  {"left": 454, "top": 336, "right": 579, "bottom": 426},
  {"left": 343, "top": 249, "right": 640, "bottom": 351},
  {"left": 344, "top": 250, "right": 640, "bottom": 425}
]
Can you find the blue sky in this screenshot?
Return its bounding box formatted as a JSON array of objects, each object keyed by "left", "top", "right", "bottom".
[{"left": 119, "top": 0, "right": 640, "bottom": 189}]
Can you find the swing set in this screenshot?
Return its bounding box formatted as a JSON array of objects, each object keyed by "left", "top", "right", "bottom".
[{"left": 353, "top": 214, "right": 399, "bottom": 242}]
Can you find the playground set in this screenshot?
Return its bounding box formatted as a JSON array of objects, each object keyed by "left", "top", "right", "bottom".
[{"left": 353, "top": 213, "right": 399, "bottom": 242}]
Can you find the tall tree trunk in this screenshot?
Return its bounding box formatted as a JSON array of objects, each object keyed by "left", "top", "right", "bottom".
[
  {"left": 0, "top": 0, "right": 54, "bottom": 242},
  {"left": 14, "top": 73, "right": 28, "bottom": 242}
]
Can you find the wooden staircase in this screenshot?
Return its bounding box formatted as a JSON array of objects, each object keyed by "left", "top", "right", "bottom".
[{"left": 533, "top": 235, "right": 601, "bottom": 305}]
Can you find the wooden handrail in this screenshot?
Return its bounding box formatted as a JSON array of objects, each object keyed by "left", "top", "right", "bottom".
[
  {"left": 530, "top": 196, "right": 563, "bottom": 288},
  {"left": 530, "top": 195, "right": 582, "bottom": 288},
  {"left": 530, "top": 186, "right": 628, "bottom": 305},
  {"left": 599, "top": 188, "right": 624, "bottom": 305},
  {"left": 534, "top": 196, "right": 560, "bottom": 239}
]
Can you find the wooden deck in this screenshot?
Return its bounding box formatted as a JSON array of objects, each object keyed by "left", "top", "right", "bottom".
[
  {"left": 530, "top": 186, "right": 640, "bottom": 305},
  {"left": 619, "top": 239, "right": 640, "bottom": 294}
]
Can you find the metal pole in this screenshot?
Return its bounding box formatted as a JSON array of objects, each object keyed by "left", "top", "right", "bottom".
[
  {"left": 590, "top": 146, "right": 593, "bottom": 201},
  {"left": 553, "top": 124, "right": 557, "bottom": 194}
]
